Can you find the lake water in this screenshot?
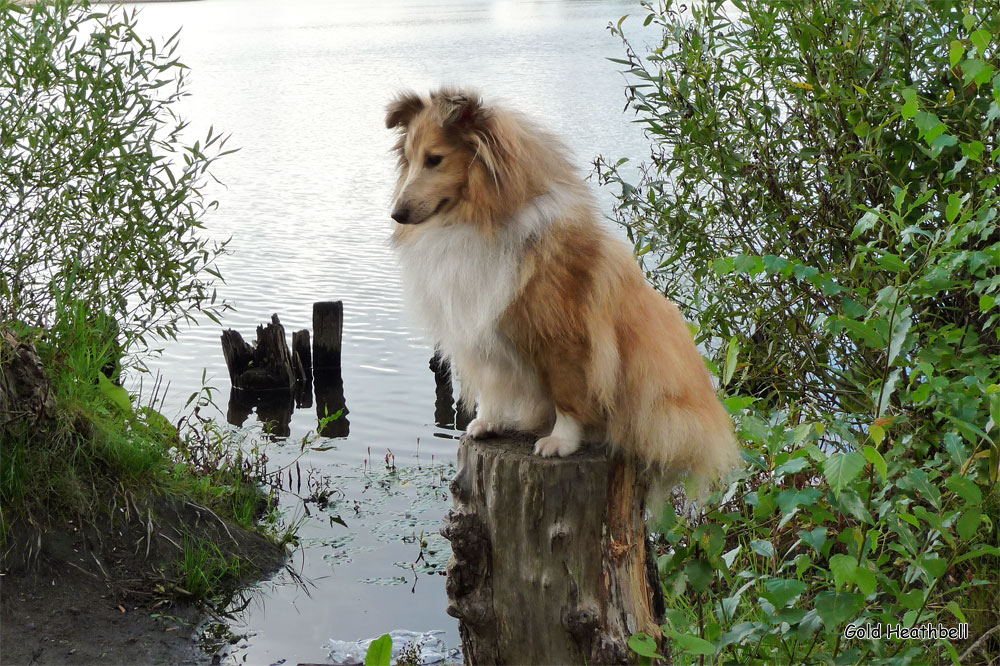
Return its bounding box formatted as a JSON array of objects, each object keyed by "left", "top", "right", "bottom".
[{"left": 132, "top": 0, "right": 652, "bottom": 663}]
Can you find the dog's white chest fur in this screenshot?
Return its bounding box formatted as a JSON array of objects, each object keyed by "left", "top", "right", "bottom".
[
  {"left": 397, "top": 224, "right": 520, "bottom": 359},
  {"left": 394, "top": 186, "right": 573, "bottom": 359}
]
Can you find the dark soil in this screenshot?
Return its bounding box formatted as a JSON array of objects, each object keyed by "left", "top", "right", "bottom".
[{"left": 1, "top": 495, "right": 287, "bottom": 666}]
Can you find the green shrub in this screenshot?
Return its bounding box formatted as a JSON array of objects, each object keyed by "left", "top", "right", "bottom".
[
  {"left": 600, "top": 0, "right": 999, "bottom": 662},
  {"left": 0, "top": 0, "right": 230, "bottom": 361},
  {"left": 0, "top": 0, "right": 275, "bottom": 547}
]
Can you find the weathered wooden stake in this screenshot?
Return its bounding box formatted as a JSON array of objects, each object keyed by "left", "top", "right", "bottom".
[
  {"left": 292, "top": 329, "right": 312, "bottom": 382},
  {"left": 442, "top": 434, "right": 665, "bottom": 665},
  {"left": 312, "top": 301, "right": 343, "bottom": 371}
]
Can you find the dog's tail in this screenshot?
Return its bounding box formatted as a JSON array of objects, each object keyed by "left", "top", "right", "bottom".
[{"left": 592, "top": 276, "right": 740, "bottom": 496}]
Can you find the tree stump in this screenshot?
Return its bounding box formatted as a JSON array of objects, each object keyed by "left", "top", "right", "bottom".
[
  {"left": 220, "top": 314, "right": 296, "bottom": 391},
  {"left": 0, "top": 331, "right": 56, "bottom": 430},
  {"left": 442, "top": 433, "right": 665, "bottom": 665}
]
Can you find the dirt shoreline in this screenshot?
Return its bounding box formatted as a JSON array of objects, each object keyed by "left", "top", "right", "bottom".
[
  {"left": 1, "top": 566, "right": 211, "bottom": 666},
  {"left": 0, "top": 498, "right": 287, "bottom": 666}
]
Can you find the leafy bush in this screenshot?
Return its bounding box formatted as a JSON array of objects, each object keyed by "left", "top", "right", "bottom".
[
  {"left": 600, "top": 0, "right": 1000, "bottom": 662},
  {"left": 0, "top": 1, "right": 282, "bottom": 558},
  {"left": 0, "top": 0, "right": 230, "bottom": 363}
]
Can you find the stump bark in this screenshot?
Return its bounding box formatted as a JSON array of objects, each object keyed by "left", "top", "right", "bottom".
[
  {"left": 442, "top": 433, "right": 665, "bottom": 665},
  {"left": 0, "top": 331, "right": 56, "bottom": 430},
  {"left": 220, "top": 314, "right": 296, "bottom": 391}
]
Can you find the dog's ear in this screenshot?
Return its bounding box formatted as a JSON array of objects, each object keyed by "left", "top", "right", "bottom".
[
  {"left": 433, "top": 89, "right": 488, "bottom": 130},
  {"left": 385, "top": 92, "right": 425, "bottom": 129}
]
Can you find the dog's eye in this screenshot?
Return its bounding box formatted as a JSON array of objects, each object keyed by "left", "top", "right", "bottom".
[{"left": 425, "top": 154, "right": 443, "bottom": 168}]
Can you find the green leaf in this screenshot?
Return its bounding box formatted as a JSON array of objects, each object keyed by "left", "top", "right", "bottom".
[
  {"left": 714, "top": 256, "right": 735, "bottom": 276},
  {"left": 957, "top": 508, "right": 982, "bottom": 540},
  {"left": 899, "top": 589, "right": 925, "bottom": 610},
  {"left": 917, "top": 555, "right": 948, "bottom": 580},
  {"left": 364, "top": 634, "right": 393, "bottom": 666},
  {"left": 777, "top": 488, "right": 822, "bottom": 513},
  {"left": 685, "top": 559, "right": 714, "bottom": 592},
  {"left": 954, "top": 545, "right": 1000, "bottom": 564},
  {"left": 763, "top": 578, "right": 807, "bottom": 607},
  {"left": 798, "top": 527, "right": 827, "bottom": 554},
  {"left": 835, "top": 317, "right": 884, "bottom": 347},
  {"left": 97, "top": 373, "right": 133, "bottom": 414},
  {"left": 762, "top": 254, "right": 791, "bottom": 274},
  {"left": 823, "top": 452, "right": 866, "bottom": 496},
  {"left": 900, "top": 88, "right": 918, "bottom": 118},
  {"left": 914, "top": 110, "right": 946, "bottom": 144},
  {"left": 949, "top": 40, "right": 966, "bottom": 67},
  {"left": 863, "top": 445, "right": 887, "bottom": 480},
  {"left": 775, "top": 456, "right": 810, "bottom": 476},
  {"left": 961, "top": 58, "right": 994, "bottom": 87},
  {"left": 947, "top": 601, "right": 968, "bottom": 624},
  {"left": 903, "top": 469, "right": 943, "bottom": 510},
  {"left": 829, "top": 554, "right": 857, "bottom": 591},
  {"left": 672, "top": 633, "right": 717, "bottom": 656},
  {"left": 944, "top": 475, "right": 982, "bottom": 505},
  {"left": 962, "top": 141, "right": 986, "bottom": 161},
  {"left": 628, "top": 633, "right": 664, "bottom": 659},
  {"left": 945, "top": 433, "right": 969, "bottom": 469},
  {"left": 814, "top": 592, "right": 864, "bottom": 629},
  {"left": 971, "top": 29, "right": 992, "bottom": 54},
  {"left": 854, "top": 566, "right": 877, "bottom": 596},
  {"left": 852, "top": 210, "right": 881, "bottom": 238},
  {"left": 946, "top": 192, "right": 962, "bottom": 222},
  {"left": 876, "top": 252, "right": 908, "bottom": 273},
  {"left": 750, "top": 539, "right": 775, "bottom": 558},
  {"left": 888, "top": 305, "right": 913, "bottom": 364},
  {"left": 723, "top": 336, "right": 739, "bottom": 387},
  {"left": 832, "top": 488, "right": 875, "bottom": 525},
  {"left": 740, "top": 415, "right": 769, "bottom": 444}
]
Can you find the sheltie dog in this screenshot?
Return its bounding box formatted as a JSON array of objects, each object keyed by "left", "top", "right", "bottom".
[{"left": 386, "top": 88, "right": 738, "bottom": 487}]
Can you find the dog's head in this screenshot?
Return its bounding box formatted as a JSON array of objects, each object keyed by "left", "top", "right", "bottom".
[{"left": 385, "top": 88, "right": 527, "bottom": 227}]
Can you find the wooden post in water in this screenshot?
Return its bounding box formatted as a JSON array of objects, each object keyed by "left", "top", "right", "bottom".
[
  {"left": 312, "top": 301, "right": 349, "bottom": 437},
  {"left": 312, "top": 301, "right": 343, "bottom": 372},
  {"left": 442, "top": 434, "right": 665, "bottom": 665},
  {"left": 292, "top": 329, "right": 312, "bottom": 383}
]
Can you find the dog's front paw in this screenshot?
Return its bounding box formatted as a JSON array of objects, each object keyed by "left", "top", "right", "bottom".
[
  {"left": 533, "top": 435, "right": 581, "bottom": 458},
  {"left": 466, "top": 418, "right": 498, "bottom": 439}
]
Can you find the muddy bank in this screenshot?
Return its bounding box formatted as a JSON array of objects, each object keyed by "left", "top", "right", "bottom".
[{"left": 1, "top": 496, "right": 287, "bottom": 666}]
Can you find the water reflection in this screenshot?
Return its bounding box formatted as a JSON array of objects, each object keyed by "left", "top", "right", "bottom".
[
  {"left": 226, "top": 387, "right": 295, "bottom": 438},
  {"left": 224, "top": 352, "right": 470, "bottom": 439},
  {"left": 315, "top": 365, "right": 351, "bottom": 438},
  {"left": 429, "top": 351, "right": 474, "bottom": 432},
  {"left": 226, "top": 368, "right": 351, "bottom": 439}
]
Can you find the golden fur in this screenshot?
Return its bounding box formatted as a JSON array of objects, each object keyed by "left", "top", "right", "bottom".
[{"left": 386, "top": 88, "right": 738, "bottom": 486}]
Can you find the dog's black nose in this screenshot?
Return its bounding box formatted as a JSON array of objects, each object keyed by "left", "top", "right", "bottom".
[{"left": 391, "top": 207, "right": 410, "bottom": 224}]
